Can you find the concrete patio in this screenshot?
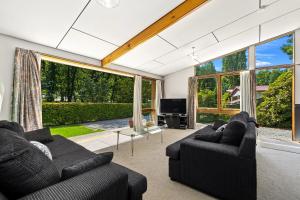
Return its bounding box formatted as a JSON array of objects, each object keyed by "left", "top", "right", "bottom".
[
  {"left": 71, "top": 121, "right": 300, "bottom": 154},
  {"left": 84, "top": 118, "right": 131, "bottom": 130}
]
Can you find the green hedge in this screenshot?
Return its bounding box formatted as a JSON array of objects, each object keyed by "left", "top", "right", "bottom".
[
  {"left": 43, "top": 102, "right": 133, "bottom": 126},
  {"left": 197, "top": 113, "right": 230, "bottom": 124}
]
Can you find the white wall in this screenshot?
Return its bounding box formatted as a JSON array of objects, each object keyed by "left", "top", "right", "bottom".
[
  {"left": 0, "top": 33, "right": 161, "bottom": 120},
  {"left": 164, "top": 67, "right": 194, "bottom": 99}
]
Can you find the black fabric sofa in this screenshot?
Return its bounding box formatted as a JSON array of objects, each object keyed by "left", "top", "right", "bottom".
[
  {"left": 166, "top": 113, "right": 257, "bottom": 200},
  {"left": 0, "top": 127, "right": 147, "bottom": 200}
]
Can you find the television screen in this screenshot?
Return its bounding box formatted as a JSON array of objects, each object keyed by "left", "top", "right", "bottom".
[{"left": 160, "top": 99, "right": 186, "bottom": 114}]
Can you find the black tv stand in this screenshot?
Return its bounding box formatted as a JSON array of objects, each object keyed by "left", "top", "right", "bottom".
[{"left": 158, "top": 114, "right": 187, "bottom": 129}]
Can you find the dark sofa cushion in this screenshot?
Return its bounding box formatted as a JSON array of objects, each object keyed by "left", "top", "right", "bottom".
[
  {"left": 46, "top": 135, "right": 93, "bottom": 159},
  {"left": 46, "top": 135, "right": 96, "bottom": 172},
  {"left": 24, "top": 127, "right": 54, "bottom": 143},
  {"left": 0, "top": 128, "right": 60, "bottom": 199},
  {"left": 229, "top": 112, "right": 249, "bottom": 124},
  {"left": 219, "top": 120, "right": 247, "bottom": 146},
  {"left": 212, "top": 120, "right": 227, "bottom": 130},
  {"left": 61, "top": 152, "right": 113, "bottom": 180},
  {"left": 194, "top": 125, "right": 223, "bottom": 142},
  {"left": 0, "top": 120, "right": 24, "bottom": 137}
]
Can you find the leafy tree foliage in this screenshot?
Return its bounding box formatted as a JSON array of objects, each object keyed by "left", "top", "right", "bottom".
[
  {"left": 41, "top": 61, "right": 152, "bottom": 104},
  {"left": 198, "top": 89, "right": 217, "bottom": 108},
  {"left": 195, "top": 62, "right": 216, "bottom": 75},
  {"left": 222, "top": 50, "right": 247, "bottom": 72},
  {"left": 256, "top": 69, "right": 284, "bottom": 86},
  {"left": 281, "top": 35, "right": 293, "bottom": 60},
  {"left": 142, "top": 79, "right": 152, "bottom": 108},
  {"left": 222, "top": 51, "right": 246, "bottom": 92},
  {"left": 198, "top": 78, "right": 217, "bottom": 108},
  {"left": 256, "top": 70, "right": 292, "bottom": 128}
]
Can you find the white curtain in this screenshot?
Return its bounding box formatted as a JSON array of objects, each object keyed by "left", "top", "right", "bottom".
[
  {"left": 12, "top": 48, "right": 42, "bottom": 131},
  {"left": 240, "top": 70, "right": 256, "bottom": 118},
  {"left": 155, "top": 80, "right": 163, "bottom": 115},
  {"left": 133, "top": 75, "right": 144, "bottom": 132}
]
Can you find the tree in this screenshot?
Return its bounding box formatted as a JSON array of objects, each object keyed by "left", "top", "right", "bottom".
[
  {"left": 222, "top": 50, "right": 247, "bottom": 91},
  {"left": 195, "top": 62, "right": 216, "bottom": 75},
  {"left": 256, "top": 69, "right": 284, "bottom": 86},
  {"left": 41, "top": 60, "right": 57, "bottom": 102},
  {"left": 142, "top": 79, "right": 152, "bottom": 107},
  {"left": 256, "top": 70, "right": 292, "bottom": 128},
  {"left": 198, "top": 89, "right": 217, "bottom": 108},
  {"left": 41, "top": 61, "right": 136, "bottom": 104},
  {"left": 281, "top": 35, "right": 293, "bottom": 60},
  {"left": 222, "top": 50, "right": 247, "bottom": 72}
]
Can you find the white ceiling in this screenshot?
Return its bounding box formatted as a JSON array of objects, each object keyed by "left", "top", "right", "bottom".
[
  {"left": 158, "top": 0, "right": 258, "bottom": 48},
  {"left": 0, "top": 0, "right": 89, "bottom": 47},
  {"left": 0, "top": 0, "right": 300, "bottom": 76},
  {"left": 196, "top": 26, "right": 260, "bottom": 64},
  {"left": 73, "top": 0, "right": 184, "bottom": 46},
  {"left": 59, "top": 29, "right": 118, "bottom": 60},
  {"left": 114, "top": 36, "right": 176, "bottom": 68}
]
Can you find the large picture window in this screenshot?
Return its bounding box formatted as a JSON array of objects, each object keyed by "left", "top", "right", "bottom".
[
  {"left": 196, "top": 50, "right": 247, "bottom": 123},
  {"left": 195, "top": 34, "right": 295, "bottom": 141},
  {"left": 255, "top": 35, "right": 294, "bottom": 132}
]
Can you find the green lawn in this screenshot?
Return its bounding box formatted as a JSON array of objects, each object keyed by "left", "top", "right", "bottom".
[{"left": 50, "top": 125, "right": 103, "bottom": 138}]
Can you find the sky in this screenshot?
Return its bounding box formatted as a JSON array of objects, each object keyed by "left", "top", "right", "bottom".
[
  {"left": 210, "top": 35, "right": 292, "bottom": 71},
  {"left": 255, "top": 35, "right": 292, "bottom": 67}
]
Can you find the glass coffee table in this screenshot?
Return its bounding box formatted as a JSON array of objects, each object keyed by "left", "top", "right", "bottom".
[{"left": 114, "top": 125, "right": 165, "bottom": 156}]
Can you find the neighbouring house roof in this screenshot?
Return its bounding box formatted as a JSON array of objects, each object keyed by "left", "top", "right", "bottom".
[{"left": 256, "top": 85, "right": 269, "bottom": 92}]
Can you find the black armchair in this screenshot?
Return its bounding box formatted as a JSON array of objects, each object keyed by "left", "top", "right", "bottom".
[{"left": 167, "top": 120, "right": 257, "bottom": 200}]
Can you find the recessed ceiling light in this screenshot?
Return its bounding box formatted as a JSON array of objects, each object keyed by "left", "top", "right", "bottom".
[{"left": 96, "top": 0, "right": 120, "bottom": 8}]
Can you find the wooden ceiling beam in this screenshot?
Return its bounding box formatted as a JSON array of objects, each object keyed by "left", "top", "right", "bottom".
[{"left": 101, "top": 0, "right": 208, "bottom": 67}]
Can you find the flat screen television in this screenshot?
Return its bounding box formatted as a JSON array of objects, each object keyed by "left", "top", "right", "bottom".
[{"left": 160, "top": 98, "right": 186, "bottom": 114}]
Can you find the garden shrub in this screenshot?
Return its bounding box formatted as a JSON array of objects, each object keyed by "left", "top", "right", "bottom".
[
  {"left": 43, "top": 102, "right": 133, "bottom": 126},
  {"left": 256, "top": 70, "right": 292, "bottom": 129}
]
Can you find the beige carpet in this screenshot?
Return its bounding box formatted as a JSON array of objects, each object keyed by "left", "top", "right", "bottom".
[{"left": 95, "top": 128, "right": 300, "bottom": 200}]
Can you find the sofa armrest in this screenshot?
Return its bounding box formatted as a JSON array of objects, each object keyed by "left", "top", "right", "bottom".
[
  {"left": 239, "top": 128, "right": 256, "bottom": 159},
  {"left": 24, "top": 128, "right": 54, "bottom": 143},
  {"left": 18, "top": 164, "right": 128, "bottom": 200}
]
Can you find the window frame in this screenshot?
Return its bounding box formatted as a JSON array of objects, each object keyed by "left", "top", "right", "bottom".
[{"left": 196, "top": 71, "right": 241, "bottom": 116}]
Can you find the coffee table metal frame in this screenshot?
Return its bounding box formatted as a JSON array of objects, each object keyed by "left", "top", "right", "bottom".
[{"left": 115, "top": 126, "right": 164, "bottom": 156}]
